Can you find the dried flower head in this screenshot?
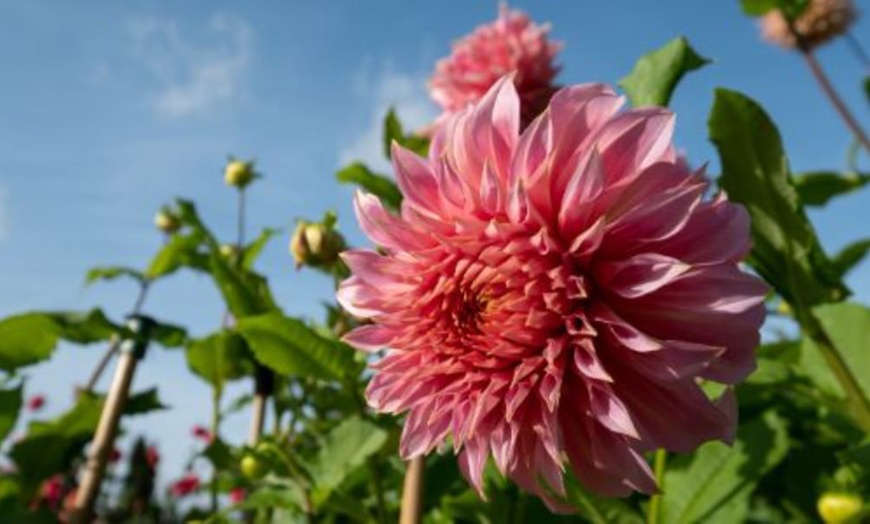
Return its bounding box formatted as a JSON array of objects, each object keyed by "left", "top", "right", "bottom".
[
  {"left": 761, "top": 0, "right": 858, "bottom": 50},
  {"left": 339, "top": 77, "right": 767, "bottom": 509}
]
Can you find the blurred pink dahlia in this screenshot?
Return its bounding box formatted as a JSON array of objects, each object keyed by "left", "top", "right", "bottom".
[
  {"left": 429, "top": 4, "right": 561, "bottom": 127},
  {"left": 338, "top": 77, "right": 767, "bottom": 508}
]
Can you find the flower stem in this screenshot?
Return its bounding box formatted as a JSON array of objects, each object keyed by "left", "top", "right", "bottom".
[
  {"left": 399, "top": 456, "right": 425, "bottom": 524},
  {"left": 646, "top": 449, "right": 667, "bottom": 524},
  {"left": 210, "top": 385, "right": 222, "bottom": 513},
  {"left": 803, "top": 312, "right": 870, "bottom": 431},
  {"left": 799, "top": 46, "right": 870, "bottom": 153}
]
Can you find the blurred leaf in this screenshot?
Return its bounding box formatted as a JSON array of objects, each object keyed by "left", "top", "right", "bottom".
[
  {"left": 123, "top": 388, "right": 168, "bottom": 416},
  {"left": 0, "top": 385, "right": 22, "bottom": 443},
  {"left": 740, "top": 0, "right": 778, "bottom": 15},
  {"left": 383, "top": 107, "right": 429, "bottom": 159},
  {"left": 149, "top": 321, "right": 188, "bottom": 348},
  {"left": 309, "top": 416, "right": 388, "bottom": 503},
  {"left": 203, "top": 438, "right": 234, "bottom": 470},
  {"left": 242, "top": 227, "right": 282, "bottom": 270},
  {"left": 831, "top": 238, "right": 870, "bottom": 279},
  {"left": 838, "top": 437, "right": 870, "bottom": 471},
  {"left": 336, "top": 162, "right": 403, "bottom": 211},
  {"left": 85, "top": 266, "right": 144, "bottom": 286},
  {"left": 620, "top": 36, "right": 709, "bottom": 107},
  {"left": 564, "top": 475, "right": 643, "bottom": 524},
  {"left": 802, "top": 303, "right": 870, "bottom": 401},
  {"left": 710, "top": 89, "right": 849, "bottom": 312},
  {"left": 793, "top": 171, "right": 870, "bottom": 206},
  {"left": 209, "top": 252, "right": 276, "bottom": 318},
  {"left": 660, "top": 411, "right": 789, "bottom": 524},
  {"left": 238, "top": 313, "right": 358, "bottom": 382},
  {"left": 145, "top": 231, "right": 209, "bottom": 280},
  {"left": 0, "top": 309, "right": 121, "bottom": 370},
  {"left": 186, "top": 331, "right": 253, "bottom": 390},
  {"left": 10, "top": 394, "right": 104, "bottom": 495}
]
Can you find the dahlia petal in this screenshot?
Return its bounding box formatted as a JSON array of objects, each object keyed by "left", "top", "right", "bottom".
[
  {"left": 597, "top": 108, "right": 675, "bottom": 185},
  {"left": 597, "top": 253, "right": 691, "bottom": 299},
  {"left": 353, "top": 191, "right": 435, "bottom": 252},
  {"left": 558, "top": 148, "right": 604, "bottom": 238},
  {"left": 341, "top": 324, "right": 394, "bottom": 352},
  {"left": 340, "top": 249, "right": 416, "bottom": 290},
  {"left": 392, "top": 144, "right": 444, "bottom": 219}
]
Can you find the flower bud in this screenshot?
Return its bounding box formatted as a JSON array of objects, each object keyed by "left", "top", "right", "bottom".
[
  {"left": 154, "top": 208, "right": 181, "bottom": 234},
  {"left": 240, "top": 454, "right": 268, "bottom": 480},
  {"left": 817, "top": 492, "right": 863, "bottom": 523},
  {"left": 224, "top": 158, "right": 256, "bottom": 188},
  {"left": 220, "top": 244, "right": 242, "bottom": 261},
  {"left": 290, "top": 216, "right": 346, "bottom": 270},
  {"left": 760, "top": 0, "right": 857, "bottom": 50}
]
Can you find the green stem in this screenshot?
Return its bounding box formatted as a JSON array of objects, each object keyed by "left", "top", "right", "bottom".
[
  {"left": 646, "top": 450, "right": 667, "bottom": 524},
  {"left": 210, "top": 385, "right": 222, "bottom": 513},
  {"left": 803, "top": 313, "right": 870, "bottom": 431}
]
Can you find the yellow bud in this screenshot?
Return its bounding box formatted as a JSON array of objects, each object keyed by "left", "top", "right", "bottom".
[
  {"left": 154, "top": 210, "right": 181, "bottom": 234},
  {"left": 818, "top": 492, "right": 863, "bottom": 523},
  {"left": 224, "top": 159, "right": 255, "bottom": 188},
  {"left": 220, "top": 244, "right": 241, "bottom": 259},
  {"left": 290, "top": 221, "right": 345, "bottom": 270}
]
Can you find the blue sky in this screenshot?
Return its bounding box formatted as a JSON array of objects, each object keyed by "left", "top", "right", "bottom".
[{"left": 0, "top": 1, "right": 867, "bottom": 493}]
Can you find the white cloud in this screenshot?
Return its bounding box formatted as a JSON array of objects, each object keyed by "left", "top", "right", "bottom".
[
  {"left": 128, "top": 13, "right": 252, "bottom": 118},
  {"left": 339, "top": 64, "right": 438, "bottom": 173}
]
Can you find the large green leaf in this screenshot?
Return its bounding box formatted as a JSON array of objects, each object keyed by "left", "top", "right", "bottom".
[
  {"left": 709, "top": 89, "right": 848, "bottom": 312},
  {"left": 0, "top": 385, "right": 22, "bottom": 443},
  {"left": 793, "top": 171, "right": 870, "bottom": 207},
  {"left": 237, "top": 313, "right": 358, "bottom": 382},
  {"left": 10, "top": 394, "right": 104, "bottom": 495},
  {"left": 145, "top": 230, "right": 209, "bottom": 280},
  {"left": 564, "top": 475, "right": 643, "bottom": 524},
  {"left": 308, "top": 416, "right": 388, "bottom": 504},
  {"left": 123, "top": 387, "right": 169, "bottom": 416},
  {"left": 149, "top": 320, "right": 188, "bottom": 348},
  {"left": 85, "top": 266, "right": 144, "bottom": 286},
  {"left": 186, "top": 331, "right": 253, "bottom": 389},
  {"left": 801, "top": 303, "right": 870, "bottom": 401},
  {"left": 336, "top": 162, "right": 403, "bottom": 211},
  {"left": 620, "top": 37, "right": 709, "bottom": 108},
  {"left": 0, "top": 309, "right": 120, "bottom": 371},
  {"left": 660, "top": 411, "right": 789, "bottom": 524},
  {"left": 208, "top": 252, "right": 276, "bottom": 318}
]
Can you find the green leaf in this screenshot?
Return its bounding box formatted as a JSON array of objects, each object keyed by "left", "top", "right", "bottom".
[
  {"left": 85, "top": 266, "right": 144, "bottom": 286},
  {"left": 793, "top": 171, "right": 870, "bottom": 206},
  {"left": 336, "top": 162, "right": 403, "bottom": 211},
  {"left": 46, "top": 309, "right": 118, "bottom": 344},
  {"left": 149, "top": 321, "right": 188, "bottom": 348},
  {"left": 202, "top": 438, "right": 234, "bottom": 470},
  {"left": 803, "top": 302, "right": 870, "bottom": 401},
  {"left": 308, "top": 416, "right": 388, "bottom": 503},
  {"left": 620, "top": 37, "right": 710, "bottom": 108},
  {"left": 382, "top": 108, "right": 429, "bottom": 159},
  {"left": 831, "top": 238, "right": 870, "bottom": 278},
  {"left": 186, "top": 331, "right": 253, "bottom": 389},
  {"left": 123, "top": 387, "right": 169, "bottom": 416},
  {"left": 0, "top": 315, "right": 58, "bottom": 371},
  {"left": 0, "top": 385, "right": 22, "bottom": 443},
  {"left": 238, "top": 313, "right": 358, "bottom": 382},
  {"left": 208, "top": 252, "right": 276, "bottom": 318},
  {"left": 10, "top": 394, "right": 104, "bottom": 495},
  {"left": 740, "top": 0, "right": 778, "bottom": 15},
  {"left": 145, "top": 231, "right": 209, "bottom": 280},
  {"left": 709, "top": 88, "right": 849, "bottom": 312},
  {"left": 242, "top": 227, "right": 282, "bottom": 270},
  {"left": 564, "top": 474, "right": 643, "bottom": 524},
  {"left": 660, "top": 411, "right": 790, "bottom": 524}
]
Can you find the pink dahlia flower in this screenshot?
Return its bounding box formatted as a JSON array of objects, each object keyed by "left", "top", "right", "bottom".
[
  {"left": 338, "top": 77, "right": 767, "bottom": 508},
  {"left": 429, "top": 4, "right": 561, "bottom": 128}
]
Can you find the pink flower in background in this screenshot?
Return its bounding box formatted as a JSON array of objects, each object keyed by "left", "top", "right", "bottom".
[
  {"left": 27, "top": 394, "right": 46, "bottom": 412},
  {"left": 191, "top": 425, "right": 213, "bottom": 443},
  {"left": 339, "top": 77, "right": 766, "bottom": 508},
  {"left": 145, "top": 445, "right": 160, "bottom": 468},
  {"left": 170, "top": 474, "right": 200, "bottom": 497},
  {"left": 429, "top": 3, "right": 561, "bottom": 128},
  {"left": 229, "top": 487, "right": 246, "bottom": 504},
  {"left": 39, "top": 474, "right": 65, "bottom": 509}
]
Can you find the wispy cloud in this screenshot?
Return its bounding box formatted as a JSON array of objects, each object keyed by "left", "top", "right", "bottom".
[
  {"left": 128, "top": 13, "right": 252, "bottom": 118},
  {"left": 339, "top": 63, "right": 438, "bottom": 173}
]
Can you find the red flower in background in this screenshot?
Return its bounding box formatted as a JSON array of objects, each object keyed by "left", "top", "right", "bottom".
[
  {"left": 109, "top": 448, "right": 121, "bottom": 464},
  {"left": 229, "top": 487, "right": 246, "bottom": 504},
  {"left": 145, "top": 445, "right": 160, "bottom": 468},
  {"left": 170, "top": 474, "right": 200, "bottom": 498},
  {"left": 27, "top": 394, "right": 46, "bottom": 412},
  {"left": 191, "top": 425, "right": 213, "bottom": 443},
  {"left": 339, "top": 78, "right": 767, "bottom": 509},
  {"left": 429, "top": 3, "right": 561, "bottom": 127}
]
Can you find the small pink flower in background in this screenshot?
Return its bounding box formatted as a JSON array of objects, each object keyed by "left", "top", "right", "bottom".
[
  {"left": 760, "top": 0, "right": 857, "bottom": 50},
  {"left": 37, "top": 474, "right": 65, "bottom": 509},
  {"left": 145, "top": 445, "right": 160, "bottom": 468},
  {"left": 109, "top": 448, "right": 121, "bottom": 464},
  {"left": 229, "top": 487, "right": 246, "bottom": 504},
  {"left": 429, "top": 3, "right": 561, "bottom": 128},
  {"left": 27, "top": 394, "right": 46, "bottom": 412},
  {"left": 191, "top": 425, "right": 213, "bottom": 443},
  {"left": 170, "top": 474, "right": 200, "bottom": 497},
  {"left": 339, "top": 77, "right": 767, "bottom": 509}
]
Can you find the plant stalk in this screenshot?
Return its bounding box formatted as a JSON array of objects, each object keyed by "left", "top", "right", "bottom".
[
  {"left": 399, "top": 456, "right": 425, "bottom": 524},
  {"left": 646, "top": 449, "right": 667, "bottom": 524}
]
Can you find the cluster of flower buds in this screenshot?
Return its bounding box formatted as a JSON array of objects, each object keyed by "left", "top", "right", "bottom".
[{"left": 290, "top": 212, "right": 346, "bottom": 272}]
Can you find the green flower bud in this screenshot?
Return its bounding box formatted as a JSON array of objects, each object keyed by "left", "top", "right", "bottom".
[
  {"left": 240, "top": 454, "right": 268, "bottom": 480},
  {"left": 290, "top": 217, "right": 346, "bottom": 270},
  {"left": 224, "top": 159, "right": 256, "bottom": 189},
  {"left": 154, "top": 208, "right": 181, "bottom": 234}
]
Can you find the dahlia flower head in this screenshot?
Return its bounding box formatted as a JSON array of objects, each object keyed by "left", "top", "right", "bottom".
[
  {"left": 761, "top": 0, "right": 857, "bottom": 50},
  {"left": 429, "top": 4, "right": 561, "bottom": 127},
  {"left": 338, "top": 77, "right": 767, "bottom": 509}
]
